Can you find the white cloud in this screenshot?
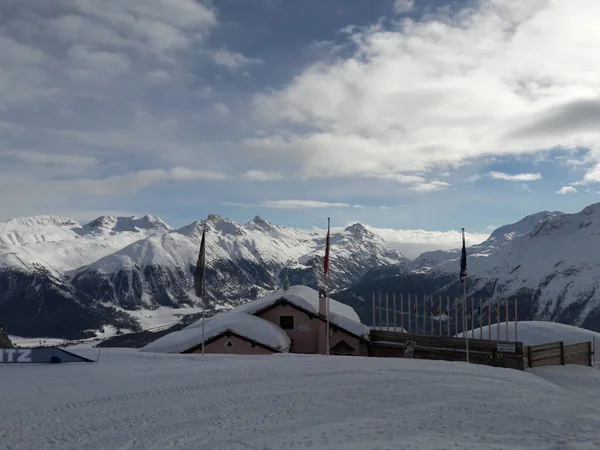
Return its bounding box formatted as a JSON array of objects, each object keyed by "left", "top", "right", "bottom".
[
  {"left": 251, "top": 1, "right": 600, "bottom": 185},
  {"left": 488, "top": 172, "right": 542, "bottom": 181},
  {"left": 261, "top": 200, "right": 363, "bottom": 209},
  {"left": 67, "top": 167, "right": 227, "bottom": 195},
  {"left": 557, "top": 186, "right": 577, "bottom": 195},
  {"left": 145, "top": 70, "right": 172, "bottom": 86},
  {"left": 409, "top": 181, "right": 450, "bottom": 192},
  {"left": 212, "top": 102, "right": 231, "bottom": 118},
  {"left": 393, "top": 0, "right": 414, "bottom": 14},
  {"left": 364, "top": 225, "right": 489, "bottom": 259},
  {"left": 243, "top": 170, "right": 283, "bottom": 181},
  {"left": 212, "top": 49, "right": 262, "bottom": 72}
]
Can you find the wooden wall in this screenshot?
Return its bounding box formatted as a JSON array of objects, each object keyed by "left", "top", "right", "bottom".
[
  {"left": 369, "top": 330, "right": 524, "bottom": 370},
  {"left": 524, "top": 341, "right": 592, "bottom": 368}
]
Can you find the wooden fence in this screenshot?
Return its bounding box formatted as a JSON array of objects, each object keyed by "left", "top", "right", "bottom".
[
  {"left": 369, "top": 330, "right": 524, "bottom": 370},
  {"left": 523, "top": 341, "right": 593, "bottom": 368}
]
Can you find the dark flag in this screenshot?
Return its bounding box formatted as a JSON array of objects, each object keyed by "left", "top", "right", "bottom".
[
  {"left": 459, "top": 228, "right": 467, "bottom": 283},
  {"left": 194, "top": 226, "right": 206, "bottom": 298},
  {"left": 324, "top": 218, "right": 331, "bottom": 278}
]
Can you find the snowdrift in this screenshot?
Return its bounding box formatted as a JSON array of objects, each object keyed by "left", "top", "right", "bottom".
[{"left": 457, "top": 320, "right": 600, "bottom": 346}]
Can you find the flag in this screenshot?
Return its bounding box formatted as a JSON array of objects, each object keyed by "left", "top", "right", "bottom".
[
  {"left": 323, "top": 218, "right": 330, "bottom": 278},
  {"left": 437, "top": 304, "right": 441, "bottom": 315},
  {"left": 194, "top": 227, "right": 206, "bottom": 298},
  {"left": 459, "top": 228, "right": 467, "bottom": 283}
]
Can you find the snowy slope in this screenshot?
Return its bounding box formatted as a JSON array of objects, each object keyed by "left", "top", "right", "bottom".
[
  {"left": 0, "top": 214, "right": 172, "bottom": 272},
  {"left": 2, "top": 349, "right": 600, "bottom": 449},
  {"left": 458, "top": 320, "right": 600, "bottom": 346},
  {"left": 342, "top": 202, "right": 600, "bottom": 332}
]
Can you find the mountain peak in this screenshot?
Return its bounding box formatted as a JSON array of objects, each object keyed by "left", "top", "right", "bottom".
[
  {"left": 247, "top": 215, "right": 274, "bottom": 230},
  {"left": 344, "top": 223, "right": 370, "bottom": 236},
  {"left": 3, "top": 215, "right": 80, "bottom": 229},
  {"left": 81, "top": 215, "right": 172, "bottom": 235}
]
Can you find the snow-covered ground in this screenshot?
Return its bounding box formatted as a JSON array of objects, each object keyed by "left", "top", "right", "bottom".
[
  {"left": 457, "top": 320, "right": 600, "bottom": 346},
  {"left": 1, "top": 349, "right": 600, "bottom": 450}
]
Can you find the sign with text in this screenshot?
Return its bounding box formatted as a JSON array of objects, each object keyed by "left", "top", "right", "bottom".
[{"left": 496, "top": 342, "right": 516, "bottom": 353}]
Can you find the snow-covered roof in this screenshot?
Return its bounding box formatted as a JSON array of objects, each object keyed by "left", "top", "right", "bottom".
[
  {"left": 232, "top": 285, "right": 370, "bottom": 339},
  {"left": 140, "top": 313, "right": 291, "bottom": 354}
]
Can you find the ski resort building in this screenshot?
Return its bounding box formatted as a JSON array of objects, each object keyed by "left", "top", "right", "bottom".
[{"left": 141, "top": 285, "right": 370, "bottom": 356}]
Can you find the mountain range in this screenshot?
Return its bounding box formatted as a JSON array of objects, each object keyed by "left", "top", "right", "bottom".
[
  {"left": 337, "top": 203, "right": 600, "bottom": 333},
  {"left": 0, "top": 214, "right": 402, "bottom": 338},
  {"left": 4, "top": 201, "right": 600, "bottom": 340}
]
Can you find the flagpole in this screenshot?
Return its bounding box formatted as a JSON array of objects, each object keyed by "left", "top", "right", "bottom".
[
  {"left": 461, "top": 227, "right": 470, "bottom": 363},
  {"left": 325, "top": 217, "right": 330, "bottom": 356},
  {"left": 195, "top": 225, "right": 207, "bottom": 356}
]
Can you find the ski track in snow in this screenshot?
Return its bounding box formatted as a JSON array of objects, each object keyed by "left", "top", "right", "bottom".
[{"left": 1, "top": 350, "right": 600, "bottom": 449}]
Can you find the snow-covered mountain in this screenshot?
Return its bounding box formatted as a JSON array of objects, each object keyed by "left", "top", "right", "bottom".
[
  {"left": 0, "top": 214, "right": 403, "bottom": 338},
  {"left": 338, "top": 203, "right": 600, "bottom": 332}
]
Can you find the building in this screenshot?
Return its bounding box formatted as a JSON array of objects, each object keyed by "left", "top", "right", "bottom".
[{"left": 141, "top": 285, "right": 370, "bottom": 356}]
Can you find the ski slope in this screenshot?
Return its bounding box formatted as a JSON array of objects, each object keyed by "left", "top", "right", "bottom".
[{"left": 1, "top": 350, "right": 600, "bottom": 449}]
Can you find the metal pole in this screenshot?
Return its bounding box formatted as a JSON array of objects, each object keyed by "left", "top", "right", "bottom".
[
  {"left": 514, "top": 297, "right": 518, "bottom": 343},
  {"left": 378, "top": 292, "right": 382, "bottom": 331},
  {"left": 471, "top": 296, "right": 475, "bottom": 339},
  {"left": 372, "top": 292, "right": 376, "bottom": 329},
  {"left": 393, "top": 293, "right": 397, "bottom": 332},
  {"left": 325, "top": 217, "right": 330, "bottom": 356},
  {"left": 479, "top": 297, "right": 483, "bottom": 340},
  {"left": 422, "top": 295, "right": 426, "bottom": 335},
  {"left": 455, "top": 297, "right": 458, "bottom": 337},
  {"left": 439, "top": 295, "right": 442, "bottom": 336},
  {"left": 505, "top": 298, "right": 509, "bottom": 341},
  {"left": 496, "top": 303, "right": 500, "bottom": 342},
  {"left": 408, "top": 294, "right": 412, "bottom": 333},
  {"left": 400, "top": 293, "right": 404, "bottom": 333},
  {"left": 463, "top": 277, "right": 470, "bottom": 363},
  {"left": 447, "top": 296, "right": 450, "bottom": 336},
  {"left": 201, "top": 303, "right": 205, "bottom": 355},
  {"left": 386, "top": 293, "right": 389, "bottom": 331},
  {"left": 415, "top": 295, "right": 419, "bottom": 334},
  {"left": 488, "top": 303, "right": 491, "bottom": 340}
]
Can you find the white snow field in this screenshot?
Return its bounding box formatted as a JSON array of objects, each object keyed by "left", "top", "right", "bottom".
[
  {"left": 457, "top": 320, "right": 600, "bottom": 346},
  {"left": 1, "top": 350, "right": 600, "bottom": 450}
]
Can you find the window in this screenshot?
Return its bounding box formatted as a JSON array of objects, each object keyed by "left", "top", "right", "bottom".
[{"left": 279, "top": 315, "right": 295, "bottom": 330}]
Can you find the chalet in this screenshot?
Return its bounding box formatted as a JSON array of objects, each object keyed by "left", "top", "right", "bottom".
[{"left": 141, "top": 285, "right": 370, "bottom": 356}]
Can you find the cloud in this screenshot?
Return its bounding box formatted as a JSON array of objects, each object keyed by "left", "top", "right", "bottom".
[
  {"left": 223, "top": 200, "right": 364, "bottom": 209},
  {"left": 363, "top": 225, "right": 489, "bottom": 259},
  {"left": 393, "top": 0, "right": 414, "bottom": 14},
  {"left": 67, "top": 167, "right": 227, "bottom": 196},
  {"left": 212, "top": 49, "right": 262, "bottom": 72},
  {"left": 243, "top": 170, "right": 283, "bottom": 181},
  {"left": 409, "top": 181, "right": 450, "bottom": 192},
  {"left": 488, "top": 172, "right": 542, "bottom": 181},
  {"left": 251, "top": 1, "right": 600, "bottom": 185},
  {"left": 557, "top": 186, "right": 577, "bottom": 195}
]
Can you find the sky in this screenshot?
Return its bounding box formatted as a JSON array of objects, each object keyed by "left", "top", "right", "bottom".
[{"left": 1, "top": 0, "right": 600, "bottom": 257}]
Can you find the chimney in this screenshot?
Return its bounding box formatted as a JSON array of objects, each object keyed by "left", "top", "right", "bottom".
[
  {"left": 318, "top": 289, "right": 327, "bottom": 316},
  {"left": 318, "top": 289, "right": 328, "bottom": 354}
]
